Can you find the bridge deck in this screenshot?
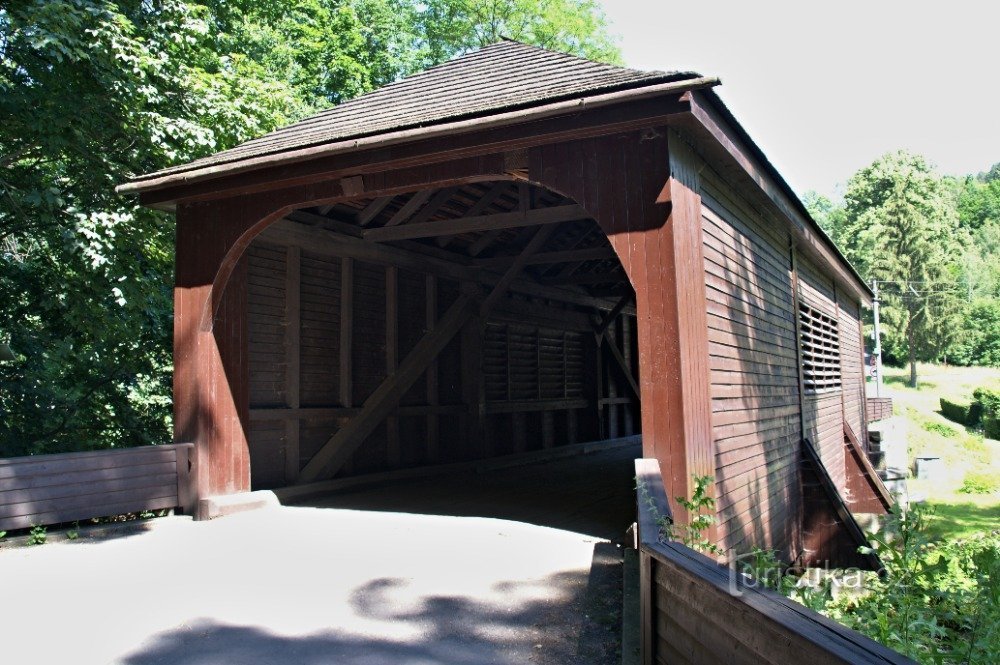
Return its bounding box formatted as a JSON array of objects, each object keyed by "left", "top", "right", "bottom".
[{"left": 0, "top": 442, "right": 640, "bottom": 665}]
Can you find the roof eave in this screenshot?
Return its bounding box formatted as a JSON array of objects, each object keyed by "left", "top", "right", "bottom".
[
  {"left": 685, "top": 89, "right": 874, "bottom": 303},
  {"left": 116, "top": 76, "right": 720, "bottom": 198}
]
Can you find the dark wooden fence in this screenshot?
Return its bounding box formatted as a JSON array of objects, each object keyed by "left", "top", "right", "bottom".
[
  {"left": 0, "top": 443, "right": 193, "bottom": 532},
  {"left": 866, "top": 397, "right": 893, "bottom": 422},
  {"left": 634, "top": 458, "right": 912, "bottom": 665}
]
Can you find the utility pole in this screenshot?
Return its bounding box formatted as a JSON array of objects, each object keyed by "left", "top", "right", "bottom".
[{"left": 871, "top": 279, "right": 883, "bottom": 397}]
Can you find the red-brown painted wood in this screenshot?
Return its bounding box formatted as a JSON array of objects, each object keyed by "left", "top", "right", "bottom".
[{"left": 529, "top": 130, "right": 714, "bottom": 525}]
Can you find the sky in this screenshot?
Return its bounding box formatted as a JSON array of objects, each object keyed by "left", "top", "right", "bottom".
[{"left": 596, "top": 1, "right": 999, "bottom": 199}]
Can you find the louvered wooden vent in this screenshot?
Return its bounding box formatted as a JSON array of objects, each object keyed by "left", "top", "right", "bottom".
[
  {"left": 798, "top": 303, "right": 842, "bottom": 393},
  {"left": 484, "top": 323, "right": 585, "bottom": 402}
]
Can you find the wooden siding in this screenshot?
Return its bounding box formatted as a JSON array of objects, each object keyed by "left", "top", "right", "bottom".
[
  {"left": 530, "top": 130, "right": 715, "bottom": 524},
  {"left": 798, "top": 255, "right": 847, "bottom": 493},
  {"left": 244, "top": 223, "right": 625, "bottom": 487},
  {"left": 838, "top": 292, "right": 866, "bottom": 441},
  {"left": 699, "top": 170, "right": 800, "bottom": 558},
  {"left": 0, "top": 444, "right": 193, "bottom": 531}
]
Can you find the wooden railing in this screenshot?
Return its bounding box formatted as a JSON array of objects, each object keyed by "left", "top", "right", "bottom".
[
  {"left": 866, "top": 397, "right": 893, "bottom": 422},
  {"left": 633, "top": 458, "right": 912, "bottom": 665},
  {"left": 0, "top": 443, "right": 193, "bottom": 532}
]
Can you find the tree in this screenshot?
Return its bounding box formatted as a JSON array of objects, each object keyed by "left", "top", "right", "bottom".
[
  {"left": 803, "top": 191, "right": 847, "bottom": 244},
  {"left": 837, "top": 151, "right": 963, "bottom": 387},
  {"left": 947, "top": 300, "right": 1000, "bottom": 367},
  {"left": 0, "top": 0, "right": 619, "bottom": 457},
  {"left": 415, "top": 0, "right": 621, "bottom": 65}
]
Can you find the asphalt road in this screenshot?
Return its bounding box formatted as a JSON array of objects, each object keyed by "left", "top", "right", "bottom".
[{"left": 0, "top": 445, "right": 636, "bottom": 664}]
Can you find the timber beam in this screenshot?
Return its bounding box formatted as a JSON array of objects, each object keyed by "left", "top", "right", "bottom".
[
  {"left": 297, "top": 293, "right": 478, "bottom": 482},
  {"left": 364, "top": 204, "right": 587, "bottom": 242},
  {"left": 473, "top": 246, "right": 616, "bottom": 269}
]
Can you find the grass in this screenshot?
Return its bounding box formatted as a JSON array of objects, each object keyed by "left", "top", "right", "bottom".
[{"left": 878, "top": 362, "right": 1000, "bottom": 542}]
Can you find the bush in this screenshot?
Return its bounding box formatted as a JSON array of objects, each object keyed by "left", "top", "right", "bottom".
[
  {"left": 959, "top": 471, "right": 1000, "bottom": 495},
  {"left": 941, "top": 397, "right": 974, "bottom": 425},
  {"left": 974, "top": 387, "right": 1000, "bottom": 438}
]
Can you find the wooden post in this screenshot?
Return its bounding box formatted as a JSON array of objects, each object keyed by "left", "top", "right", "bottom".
[
  {"left": 386, "top": 265, "right": 400, "bottom": 467},
  {"left": 173, "top": 200, "right": 251, "bottom": 501},
  {"left": 285, "top": 246, "right": 301, "bottom": 483},
  {"left": 529, "top": 130, "right": 715, "bottom": 528},
  {"left": 596, "top": 334, "right": 605, "bottom": 438},
  {"left": 297, "top": 294, "right": 477, "bottom": 482},
  {"left": 340, "top": 258, "right": 354, "bottom": 408},
  {"left": 639, "top": 549, "right": 654, "bottom": 665},
  {"left": 461, "top": 313, "right": 486, "bottom": 458},
  {"left": 425, "top": 275, "right": 439, "bottom": 462},
  {"left": 622, "top": 315, "right": 635, "bottom": 435},
  {"left": 175, "top": 443, "right": 195, "bottom": 515}
]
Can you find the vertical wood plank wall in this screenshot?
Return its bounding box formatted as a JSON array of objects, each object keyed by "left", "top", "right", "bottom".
[{"left": 244, "top": 236, "right": 634, "bottom": 488}]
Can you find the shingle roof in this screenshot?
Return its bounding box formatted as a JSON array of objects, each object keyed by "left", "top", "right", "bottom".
[{"left": 126, "top": 40, "right": 701, "bottom": 186}]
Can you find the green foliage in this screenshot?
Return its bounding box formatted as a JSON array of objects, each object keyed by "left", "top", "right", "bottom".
[
  {"left": 842, "top": 152, "right": 962, "bottom": 386},
  {"left": 0, "top": 0, "right": 619, "bottom": 457},
  {"left": 959, "top": 472, "right": 1000, "bottom": 495},
  {"left": 922, "top": 419, "right": 958, "bottom": 438},
  {"left": 415, "top": 0, "right": 621, "bottom": 65},
  {"left": 66, "top": 521, "right": 80, "bottom": 540},
  {"left": 761, "top": 505, "right": 1000, "bottom": 664},
  {"left": 957, "top": 163, "right": 1000, "bottom": 231},
  {"left": 27, "top": 525, "right": 46, "bottom": 546},
  {"left": 939, "top": 397, "right": 974, "bottom": 425},
  {"left": 973, "top": 387, "right": 1000, "bottom": 439},
  {"left": 805, "top": 153, "right": 1000, "bottom": 380},
  {"left": 947, "top": 300, "right": 1000, "bottom": 367},
  {"left": 671, "top": 475, "right": 722, "bottom": 556}
]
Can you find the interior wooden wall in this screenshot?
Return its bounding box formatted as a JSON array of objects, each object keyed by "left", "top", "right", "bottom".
[{"left": 243, "top": 227, "right": 638, "bottom": 489}]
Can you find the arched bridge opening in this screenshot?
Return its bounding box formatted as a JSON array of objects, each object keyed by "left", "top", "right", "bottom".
[{"left": 240, "top": 179, "right": 642, "bottom": 532}]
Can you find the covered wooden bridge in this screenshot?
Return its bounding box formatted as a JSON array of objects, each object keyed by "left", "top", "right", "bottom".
[{"left": 119, "top": 41, "right": 888, "bottom": 567}]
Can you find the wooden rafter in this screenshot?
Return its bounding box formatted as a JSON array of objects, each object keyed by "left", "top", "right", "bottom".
[
  {"left": 357, "top": 196, "right": 395, "bottom": 226},
  {"left": 436, "top": 182, "right": 509, "bottom": 248},
  {"left": 406, "top": 187, "right": 458, "bottom": 227},
  {"left": 365, "top": 204, "right": 586, "bottom": 242},
  {"left": 467, "top": 183, "right": 529, "bottom": 257},
  {"left": 541, "top": 269, "right": 626, "bottom": 286},
  {"left": 384, "top": 189, "right": 433, "bottom": 227},
  {"left": 287, "top": 209, "right": 363, "bottom": 238}
]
